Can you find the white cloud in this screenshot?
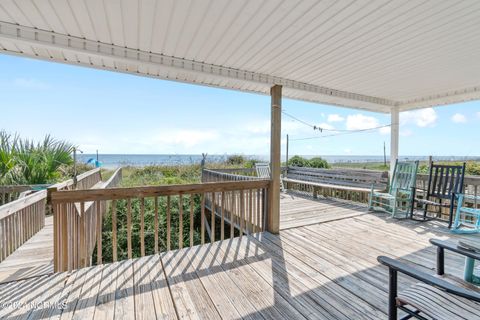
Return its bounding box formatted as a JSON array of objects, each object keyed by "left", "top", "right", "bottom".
[
  {"left": 13, "top": 78, "right": 50, "bottom": 89},
  {"left": 344, "top": 148, "right": 352, "bottom": 154},
  {"left": 477, "top": 112, "right": 480, "bottom": 119},
  {"left": 327, "top": 114, "right": 345, "bottom": 122},
  {"left": 346, "top": 114, "right": 380, "bottom": 130},
  {"left": 401, "top": 108, "right": 437, "bottom": 127},
  {"left": 245, "top": 120, "right": 270, "bottom": 134},
  {"left": 452, "top": 113, "right": 467, "bottom": 123}
]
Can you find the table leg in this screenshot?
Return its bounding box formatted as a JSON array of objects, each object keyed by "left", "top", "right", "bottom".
[{"left": 464, "top": 257, "right": 475, "bottom": 283}]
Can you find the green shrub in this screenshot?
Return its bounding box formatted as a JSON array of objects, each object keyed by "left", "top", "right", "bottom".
[
  {"left": 287, "top": 155, "right": 309, "bottom": 167},
  {"left": 244, "top": 159, "right": 263, "bottom": 169},
  {"left": 308, "top": 157, "right": 330, "bottom": 169},
  {"left": 466, "top": 161, "right": 480, "bottom": 176},
  {"left": 226, "top": 154, "right": 246, "bottom": 165}
]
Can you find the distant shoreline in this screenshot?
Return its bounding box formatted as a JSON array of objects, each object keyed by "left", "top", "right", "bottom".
[{"left": 78, "top": 154, "right": 480, "bottom": 169}]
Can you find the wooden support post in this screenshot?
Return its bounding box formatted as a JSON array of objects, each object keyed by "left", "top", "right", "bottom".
[
  {"left": 268, "top": 85, "right": 281, "bottom": 234},
  {"left": 390, "top": 106, "right": 399, "bottom": 181}
]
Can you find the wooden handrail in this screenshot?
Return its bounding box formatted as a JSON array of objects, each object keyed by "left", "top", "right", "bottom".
[
  {"left": 202, "top": 169, "right": 261, "bottom": 182},
  {"left": 0, "top": 190, "right": 47, "bottom": 220},
  {"left": 51, "top": 179, "right": 270, "bottom": 203},
  {"left": 102, "top": 167, "right": 123, "bottom": 189},
  {"left": 49, "top": 168, "right": 102, "bottom": 191}
]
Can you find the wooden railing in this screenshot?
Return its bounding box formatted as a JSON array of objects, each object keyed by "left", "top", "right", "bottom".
[
  {"left": 0, "top": 168, "right": 103, "bottom": 263},
  {"left": 0, "top": 184, "right": 49, "bottom": 205},
  {"left": 202, "top": 168, "right": 260, "bottom": 182},
  {"left": 48, "top": 168, "right": 103, "bottom": 193},
  {"left": 202, "top": 169, "right": 270, "bottom": 236},
  {"left": 50, "top": 168, "right": 122, "bottom": 272},
  {"left": 0, "top": 190, "right": 46, "bottom": 262},
  {"left": 50, "top": 177, "right": 269, "bottom": 272},
  {"left": 212, "top": 167, "right": 480, "bottom": 222}
]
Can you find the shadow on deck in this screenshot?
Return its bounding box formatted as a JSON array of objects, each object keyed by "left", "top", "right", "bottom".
[{"left": 0, "top": 195, "right": 478, "bottom": 319}]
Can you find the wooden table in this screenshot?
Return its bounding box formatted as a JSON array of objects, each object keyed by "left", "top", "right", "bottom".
[{"left": 430, "top": 239, "right": 480, "bottom": 285}]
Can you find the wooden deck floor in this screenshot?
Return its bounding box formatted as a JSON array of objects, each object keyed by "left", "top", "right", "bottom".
[
  {"left": 280, "top": 192, "right": 367, "bottom": 230},
  {"left": 0, "top": 193, "right": 366, "bottom": 284},
  {"left": 1, "top": 198, "right": 478, "bottom": 319},
  {"left": 0, "top": 216, "right": 53, "bottom": 283}
]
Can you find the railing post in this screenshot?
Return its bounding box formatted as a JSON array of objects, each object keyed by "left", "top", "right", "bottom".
[
  {"left": 48, "top": 186, "right": 61, "bottom": 272},
  {"left": 390, "top": 106, "right": 399, "bottom": 182}
]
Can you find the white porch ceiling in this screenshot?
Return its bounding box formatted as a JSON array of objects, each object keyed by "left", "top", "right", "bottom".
[{"left": 1, "top": 0, "right": 480, "bottom": 113}]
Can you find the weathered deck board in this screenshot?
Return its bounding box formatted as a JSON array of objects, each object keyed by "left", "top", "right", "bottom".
[
  {"left": 280, "top": 192, "right": 367, "bottom": 229},
  {"left": 0, "top": 197, "right": 479, "bottom": 319}
]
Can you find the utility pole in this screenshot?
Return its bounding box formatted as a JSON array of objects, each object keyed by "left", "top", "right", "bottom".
[
  {"left": 73, "top": 147, "right": 78, "bottom": 187},
  {"left": 73, "top": 147, "right": 83, "bottom": 188},
  {"left": 286, "top": 134, "right": 289, "bottom": 166},
  {"left": 383, "top": 141, "right": 387, "bottom": 167}
]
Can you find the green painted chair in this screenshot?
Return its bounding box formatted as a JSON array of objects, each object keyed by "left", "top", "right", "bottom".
[
  {"left": 451, "top": 194, "right": 480, "bottom": 234},
  {"left": 369, "top": 160, "right": 419, "bottom": 218}
]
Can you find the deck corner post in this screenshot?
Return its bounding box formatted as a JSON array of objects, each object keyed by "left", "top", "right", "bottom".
[
  {"left": 268, "top": 84, "right": 282, "bottom": 234},
  {"left": 390, "top": 106, "right": 399, "bottom": 181}
]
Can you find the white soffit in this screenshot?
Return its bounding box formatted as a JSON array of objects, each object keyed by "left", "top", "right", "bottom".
[{"left": 1, "top": 0, "right": 480, "bottom": 113}]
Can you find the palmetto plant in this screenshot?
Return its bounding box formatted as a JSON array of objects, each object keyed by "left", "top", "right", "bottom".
[
  {"left": 0, "top": 130, "right": 74, "bottom": 185},
  {"left": 0, "top": 131, "right": 19, "bottom": 184}
]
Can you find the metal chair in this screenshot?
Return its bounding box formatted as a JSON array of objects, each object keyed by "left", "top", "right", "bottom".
[
  {"left": 368, "top": 160, "right": 419, "bottom": 218},
  {"left": 451, "top": 194, "right": 480, "bottom": 234},
  {"left": 412, "top": 162, "right": 466, "bottom": 228}
]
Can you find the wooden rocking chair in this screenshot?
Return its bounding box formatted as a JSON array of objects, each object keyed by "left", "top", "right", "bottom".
[
  {"left": 412, "top": 162, "right": 466, "bottom": 228},
  {"left": 255, "top": 163, "right": 284, "bottom": 192},
  {"left": 451, "top": 194, "right": 480, "bottom": 234},
  {"left": 378, "top": 239, "right": 480, "bottom": 320},
  {"left": 368, "top": 160, "right": 419, "bottom": 218}
]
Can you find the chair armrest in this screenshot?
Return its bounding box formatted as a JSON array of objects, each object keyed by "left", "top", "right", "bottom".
[
  {"left": 396, "top": 187, "right": 414, "bottom": 194},
  {"left": 377, "top": 256, "right": 480, "bottom": 302},
  {"left": 430, "top": 239, "right": 480, "bottom": 260},
  {"left": 457, "top": 193, "right": 480, "bottom": 201}
]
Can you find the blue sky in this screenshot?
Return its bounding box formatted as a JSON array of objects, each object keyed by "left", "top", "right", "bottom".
[{"left": 0, "top": 54, "right": 479, "bottom": 157}]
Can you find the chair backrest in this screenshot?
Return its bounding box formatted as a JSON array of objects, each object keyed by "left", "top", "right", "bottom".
[
  {"left": 390, "top": 160, "right": 419, "bottom": 194},
  {"left": 427, "top": 162, "right": 466, "bottom": 199},
  {"left": 255, "top": 163, "right": 271, "bottom": 178}
]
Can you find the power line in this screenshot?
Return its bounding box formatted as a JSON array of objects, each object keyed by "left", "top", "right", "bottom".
[
  {"left": 290, "top": 125, "right": 391, "bottom": 141},
  {"left": 282, "top": 110, "right": 391, "bottom": 133},
  {"left": 281, "top": 109, "right": 392, "bottom": 141},
  {"left": 281, "top": 110, "right": 316, "bottom": 128}
]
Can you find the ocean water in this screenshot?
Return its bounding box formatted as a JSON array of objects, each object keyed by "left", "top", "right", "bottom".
[
  {"left": 77, "top": 154, "right": 480, "bottom": 169},
  {"left": 78, "top": 154, "right": 266, "bottom": 169}
]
